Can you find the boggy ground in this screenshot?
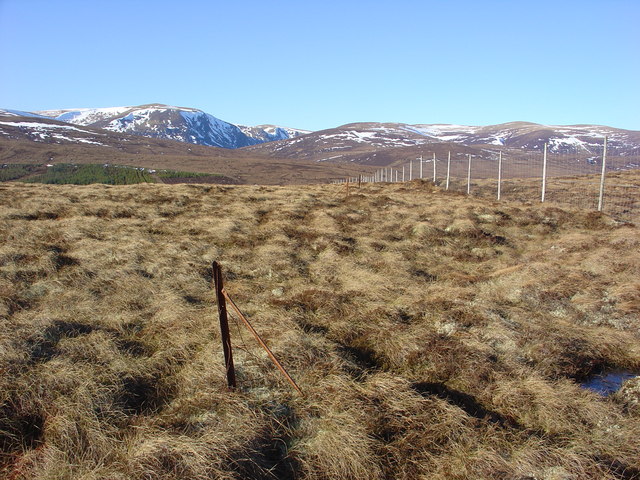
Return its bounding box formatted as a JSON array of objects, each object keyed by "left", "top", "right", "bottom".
[{"left": 0, "top": 179, "right": 639, "bottom": 480}]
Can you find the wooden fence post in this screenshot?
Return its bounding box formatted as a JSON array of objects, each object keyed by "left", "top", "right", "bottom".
[{"left": 212, "top": 261, "right": 236, "bottom": 389}]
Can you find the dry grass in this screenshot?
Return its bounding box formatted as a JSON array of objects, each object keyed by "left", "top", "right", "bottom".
[{"left": 1, "top": 178, "right": 639, "bottom": 480}]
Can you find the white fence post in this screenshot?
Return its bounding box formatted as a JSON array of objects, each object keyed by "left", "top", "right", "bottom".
[
  {"left": 419, "top": 155, "right": 423, "bottom": 179},
  {"left": 409, "top": 160, "right": 413, "bottom": 181},
  {"left": 402, "top": 165, "right": 405, "bottom": 182},
  {"left": 446, "top": 151, "right": 451, "bottom": 190},
  {"left": 432, "top": 152, "right": 436, "bottom": 183},
  {"left": 497, "top": 151, "right": 502, "bottom": 201},
  {"left": 467, "top": 154, "right": 472, "bottom": 195},
  {"left": 598, "top": 136, "right": 608, "bottom": 212},
  {"left": 541, "top": 143, "right": 548, "bottom": 203}
]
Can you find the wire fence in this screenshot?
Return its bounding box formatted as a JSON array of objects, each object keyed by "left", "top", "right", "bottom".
[{"left": 337, "top": 139, "right": 640, "bottom": 223}]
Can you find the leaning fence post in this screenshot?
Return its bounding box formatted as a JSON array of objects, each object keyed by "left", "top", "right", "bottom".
[
  {"left": 598, "top": 136, "right": 608, "bottom": 212},
  {"left": 497, "top": 151, "right": 503, "bottom": 201},
  {"left": 541, "top": 143, "right": 548, "bottom": 203},
  {"left": 212, "top": 261, "right": 236, "bottom": 389},
  {"left": 467, "top": 154, "right": 472, "bottom": 195},
  {"left": 446, "top": 151, "right": 451, "bottom": 190}
]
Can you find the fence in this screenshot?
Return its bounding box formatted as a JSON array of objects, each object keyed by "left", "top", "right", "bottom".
[{"left": 334, "top": 138, "right": 640, "bottom": 223}]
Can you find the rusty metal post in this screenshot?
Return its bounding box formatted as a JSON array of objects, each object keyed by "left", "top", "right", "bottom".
[{"left": 212, "top": 261, "right": 236, "bottom": 389}]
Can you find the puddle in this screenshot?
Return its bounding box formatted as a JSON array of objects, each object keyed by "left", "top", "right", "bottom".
[{"left": 581, "top": 371, "right": 638, "bottom": 396}]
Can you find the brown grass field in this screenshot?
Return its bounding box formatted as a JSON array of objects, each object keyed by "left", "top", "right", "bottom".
[{"left": 1, "top": 174, "right": 640, "bottom": 479}]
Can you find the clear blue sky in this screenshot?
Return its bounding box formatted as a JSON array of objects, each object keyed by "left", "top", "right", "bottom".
[{"left": 1, "top": 0, "right": 638, "bottom": 131}]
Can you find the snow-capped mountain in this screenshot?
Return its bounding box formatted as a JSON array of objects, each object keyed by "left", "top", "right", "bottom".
[
  {"left": 404, "top": 122, "right": 640, "bottom": 154},
  {"left": 245, "top": 121, "right": 640, "bottom": 163},
  {"left": 239, "top": 124, "right": 310, "bottom": 143},
  {"left": 5, "top": 104, "right": 640, "bottom": 164},
  {"left": 35, "top": 104, "right": 307, "bottom": 149}
]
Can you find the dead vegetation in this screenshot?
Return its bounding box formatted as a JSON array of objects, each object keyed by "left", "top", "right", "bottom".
[{"left": 1, "top": 176, "right": 639, "bottom": 479}]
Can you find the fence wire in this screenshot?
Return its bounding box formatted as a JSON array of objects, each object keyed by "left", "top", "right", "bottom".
[{"left": 342, "top": 141, "right": 640, "bottom": 223}]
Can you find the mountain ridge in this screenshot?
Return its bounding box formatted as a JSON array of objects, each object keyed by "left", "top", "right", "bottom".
[
  {"left": 3, "top": 105, "right": 639, "bottom": 174},
  {"left": 34, "top": 104, "right": 309, "bottom": 149},
  {"left": 13, "top": 104, "right": 640, "bottom": 156}
]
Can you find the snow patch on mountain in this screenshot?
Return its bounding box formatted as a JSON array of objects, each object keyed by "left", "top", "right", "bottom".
[
  {"left": 0, "top": 120, "right": 108, "bottom": 145},
  {"left": 239, "top": 124, "right": 310, "bottom": 143},
  {"left": 45, "top": 107, "right": 133, "bottom": 125},
  {"left": 0, "top": 109, "right": 50, "bottom": 119}
]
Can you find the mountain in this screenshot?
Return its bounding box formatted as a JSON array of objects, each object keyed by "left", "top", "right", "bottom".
[
  {"left": 404, "top": 121, "right": 640, "bottom": 154},
  {"left": 0, "top": 112, "right": 366, "bottom": 185},
  {"left": 243, "top": 121, "right": 640, "bottom": 165},
  {"left": 4, "top": 103, "right": 640, "bottom": 175},
  {"left": 35, "top": 104, "right": 308, "bottom": 149},
  {"left": 29, "top": 104, "right": 640, "bottom": 159}
]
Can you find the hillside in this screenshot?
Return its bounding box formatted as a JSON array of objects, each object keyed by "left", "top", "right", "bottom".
[
  {"left": 0, "top": 114, "right": 367, "bottom": 185},
  {"left": 4, "top": 108, "right": 640, "bottom": 184},
  {"left": 13, "top": 105, "right": 640, "bottom": 165},
  {"left": 243, "top": 121, "right": 640, "bottom": 167},
  {"left": 1, "top": 178, "right": 639, "bottom": 479}
]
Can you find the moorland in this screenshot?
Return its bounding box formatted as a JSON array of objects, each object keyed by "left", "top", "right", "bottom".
[{"left": 1, "top": 175, "right": 639, "bottom": 479}]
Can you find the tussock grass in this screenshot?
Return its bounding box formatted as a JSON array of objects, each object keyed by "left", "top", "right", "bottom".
[{"left": 1, "top": 175, "right": 639, "bottom": 479}]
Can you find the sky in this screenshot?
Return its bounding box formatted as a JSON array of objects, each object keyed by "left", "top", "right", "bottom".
[{"left": 1, "top": 0, "right": 638, "bottom": 131}]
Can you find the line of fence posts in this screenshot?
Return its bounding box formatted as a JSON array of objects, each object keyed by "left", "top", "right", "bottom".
[{"left": 336, "top": 136, "right": 612, "bottom": 213}]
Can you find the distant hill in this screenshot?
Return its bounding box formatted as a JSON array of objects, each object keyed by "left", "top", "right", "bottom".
[
  {"left": 3, "top": 105, "right": 640, "bottom": 181},
  {"left": 0, "top": 113, "right": 365, "bottom": 185}
]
